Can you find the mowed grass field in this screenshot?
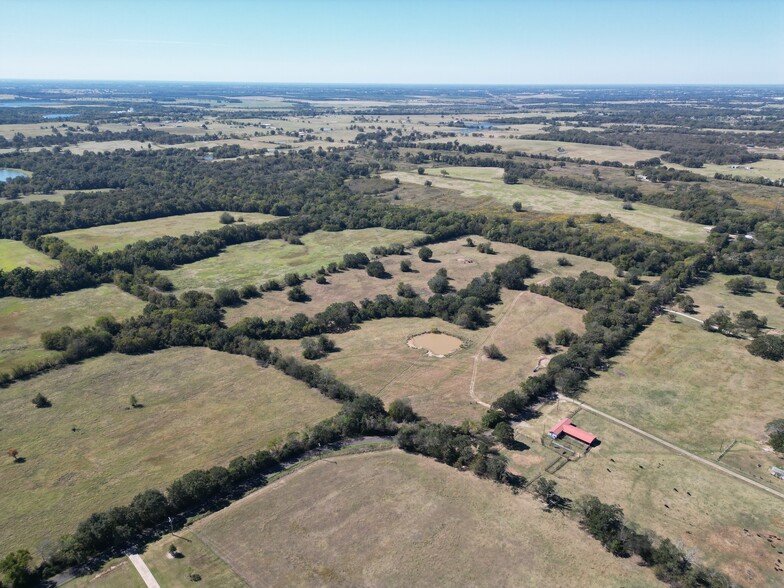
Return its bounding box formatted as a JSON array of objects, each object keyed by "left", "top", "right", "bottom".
[
  {"left": 193, "top": 450, "right": 660, "bottom": 588},
  {"left": 225, "top": 235, "right": 616, "bottom": 324},
  {"left": 0, "top": 348, "right": 340, "bottom": 555},
  {"left": 0, "top": 239, "right": 60, "bottom": 271},
  {"left": 270, "top": 291, "right": 585, "bottom": 424},
  {"left": 47, "top": 212, "right": 279, "bottom": 252},
  {"left": 687, "top": 273, "right": 783, "bottom": 329},
  {"left": 585, "top": 317, "right": 784, "bottom": 477},
  {"left": 0, "top": 284, "right": 146, "bottom": 374},
  {"left": 163, "top": 228, "right": 426, "bottom": 291},
  {"left": 511, "top": 402, "right": 784, "bottom": 587},
  {"left": 382, "top": 167, "right": 709, "bottom": 242}
]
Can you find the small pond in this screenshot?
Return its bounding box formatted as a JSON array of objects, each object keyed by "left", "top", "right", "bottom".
[
  {"left": 0, "top": 169, "right": 26, "bottom": 182},
  {"left": 407, "top": 332, "right": 463, "bottom": 357}
]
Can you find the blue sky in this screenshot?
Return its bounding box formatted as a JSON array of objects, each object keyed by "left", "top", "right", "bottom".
[{"left": 2, "top": 0, "right": 782, "bottom": 84}]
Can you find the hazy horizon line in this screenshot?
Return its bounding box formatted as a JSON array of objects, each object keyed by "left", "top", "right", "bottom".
[{"left": 2, "top": 78, "right": 784, "bottom": 88}]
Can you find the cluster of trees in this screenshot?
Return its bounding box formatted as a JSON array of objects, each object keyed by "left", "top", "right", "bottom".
[
  {"left": 301, "top": 334, "right": 337, "bottom": 359},
  {"left": 724, "top": 275, "right": 767, "bottom": 295},
  {"left": 747, "top": 334, "right": 784, "bottom": 361},
  {"left": 577, "top": 496, "right": 731, "bottom": 587},
  {"left": 397, "top": 422, "right": 517, "bottom": 485},
  {"left": 767, "top": 419, "right": 784, "bottom": 453},
  {"left": 604, "top": 128, "right": 758, "bottom": 167},
  {"left": 0, "top": 127, "right": 220, "bottom": 155},
  {"left": 703, "top": 309, "right": 768, "bottom": 338}
]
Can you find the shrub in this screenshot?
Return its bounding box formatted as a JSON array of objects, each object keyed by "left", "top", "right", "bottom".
[
  {"left": 554, "top": 328, "right": 579, "bottom": 347},
  {"left": 483, "top": 343, "right": 505, "bottom": 360},
  {"left": 315, "top": 275, "right": 327, "bottom": 284},
  {"left": 533, "top": 335, "right": 553, "bottom": 354},
  {"left": 240, "top": 284, "right": 260, "bottom": 299},
  {"left": 287, "top": 285, "right": 309, "bottom": 302},
  {"left": 366, "top": 260, "right": 386, "bottom": 278},
  {"left": 31, "top": 393, "right": 51, "bottom": 408},
  {"left": 284, "top": 273, "right": 302, "bottom": 287},
  {"left": 219, "top": 212, "right": 235, "bottom": 224},
  {"left": 424, "top": 180, "right": 432, "bottom": 187},
  {"left": 418, "top": 247, "right": 433, "bottom": 262},
  {"left": 747, "top": 334, "right": 784, "bottom": 361},
  {"left": 512, "top": 201, "right": 523, "bottom": 212},
  {"left": 388, "top": 399, "right": 419, "bottom": 423},
  {"left": 301, "top": 335, "right": 336, "bottom": 360},
  {"left": 476, "top": 242, "right": 495, "bottom": 254},
  {"left": 427, "top": 274, "right": 450, "bottom": 294},
  {"left": 214, "top": 287, "right": 241, "bottom": 307},
  {"left": 556, "top": 256, "right": 572, "bottom": 267},
  {"left": 397, "top": 282, "right": 417, "bottom": 298},
  {"left": 465, "top": 237, "right": 475, "bottom": 247},
  {"left": 400, "top": 259, "right": 412, "bottom": 272}
]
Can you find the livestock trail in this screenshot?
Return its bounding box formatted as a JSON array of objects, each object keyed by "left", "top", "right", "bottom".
[{"left": 469, "top": 274, "right": 554, "bottom": 407}]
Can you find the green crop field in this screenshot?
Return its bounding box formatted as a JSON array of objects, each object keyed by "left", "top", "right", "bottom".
[
  {"left": 382, "top": 168, "right": 709, "bottom": 243},
  {"left": 48, "top": 212, "right": 279, "bottom": 252},
  {"left": 511, "top": 401, "right": 784, "bottom": 587},
  {"left": 225, "top": 235, "right": 616, "bottom": 324},
  {"left": 193, "top": 450, "right": 660, "bottom": 587},
  {"left": 0, "top": 284, "right": 146, "bottom": 374},
  {"left": 163, "top": 227, "right": 427, "bottom": 291},
  {"left": 686, "top": 273, "right": 783, "bottom": 329},
  {"left": 0, "top": 348, "right": 339, "bottom": 555},
  {"left": 0, "top": 239, "right": 60, "bottom": 271}
]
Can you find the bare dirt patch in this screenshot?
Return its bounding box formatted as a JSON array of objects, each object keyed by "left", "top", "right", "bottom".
[{"left": 407, "top": 332, "right": 463, "bottom": 357}]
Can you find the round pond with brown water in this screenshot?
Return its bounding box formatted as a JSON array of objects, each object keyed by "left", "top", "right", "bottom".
[{"left": 407, "top": 332, "right": 463, "bottom": 357}]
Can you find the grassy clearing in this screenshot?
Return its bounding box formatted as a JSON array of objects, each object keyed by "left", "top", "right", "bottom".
[
  {"left": 382, "top": 168, "right": 708, "bottom": 242},
  {"left": 511, "top": 401, "right": 784, "bottom": 587},
  {"left": 421, "top": 136, "right": 665, "bottom": 165},
  {"left": 687, "top": 273, "right": 783, "bottom": 329},
  {"left": 163, "top": 228, "right": 426, "bottom": 291},
  {"left": 141, "top": 529, "right": 246, "bottom": 588},
  {"left": 270, "top": 291, "right": 585, "bottom": 424},
  {"left": 226, "top": 235, "right": 616, "bottom": 324},
  {"left": 670, "top": 159, "right": 784, "bottom": 182},
  {"left": 66, "top": 557, "right": 144, "bottom": 587},
  {"left": 586, "top": 317, "right": 784, "bottom": 477},
  {"left": 0, "top": 239, "right": 60, "bottom": 271},
  {"left": 0, "top": 284, "right": 146, "bottom": 374},
  {"left": 193, "top": 450, "right": 659, "bottom": 587},
  {"left": 0, "top": 348, "right": 339, "bottom": 555},
  {"left": 48, "top": 212, "right": 278, "bottom": 252}
]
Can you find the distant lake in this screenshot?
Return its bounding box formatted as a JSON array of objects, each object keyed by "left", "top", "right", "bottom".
[
  {"left": 0, "top": 101, "right": 63, "bottom": 108},
  {"left": 455, "top": 123, "right": 496, "bottom": 134},
  {"left": 0, "top": 169, "right": 27, "bottom": 182},
  {"left": 42, "top": 113, "right": 75, "bottom": 119}
]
